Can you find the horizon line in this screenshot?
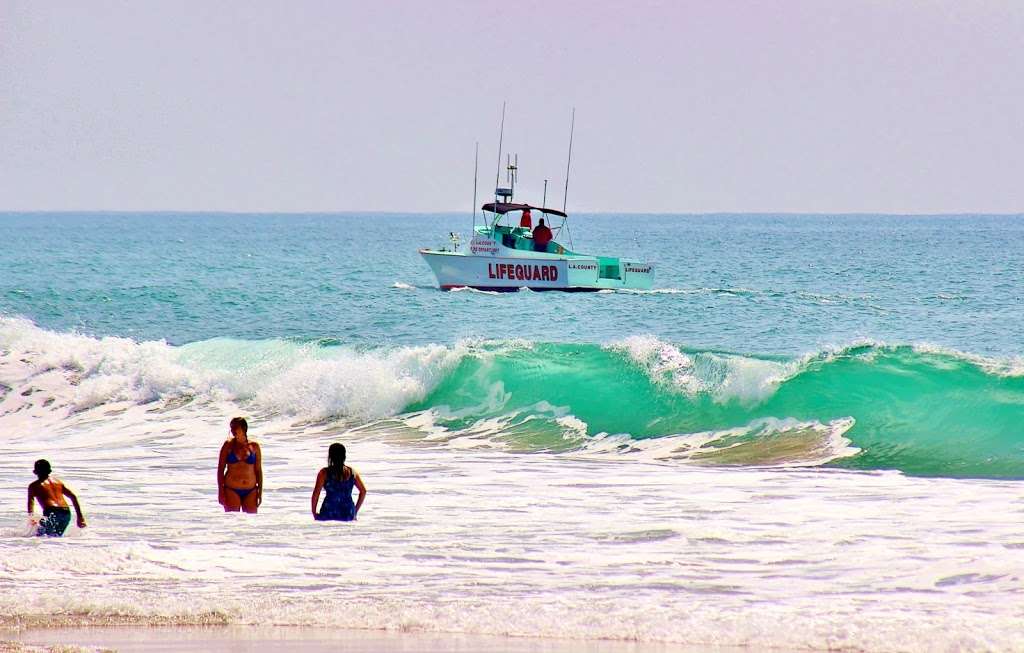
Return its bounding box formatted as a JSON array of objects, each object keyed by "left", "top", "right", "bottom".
[{"left": 2, "top": 209, "right": 1023, "bottom": 217}]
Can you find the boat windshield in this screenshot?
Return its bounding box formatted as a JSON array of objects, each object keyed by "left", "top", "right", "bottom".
[{"left": 490, "top": 224, "right": 560, "bottom": 254}]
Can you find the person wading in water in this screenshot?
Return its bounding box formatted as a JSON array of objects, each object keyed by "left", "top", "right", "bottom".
[
  {"left": 217, "top": 417, "right": 263, "bottom": 513},
  {"left": 27, "top": 459, "right": 86, "bottom": 537}
]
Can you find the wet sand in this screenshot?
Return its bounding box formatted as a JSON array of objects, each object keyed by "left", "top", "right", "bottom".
[{"left": 3, "top": 626, "right": 741, "bottom": 653}]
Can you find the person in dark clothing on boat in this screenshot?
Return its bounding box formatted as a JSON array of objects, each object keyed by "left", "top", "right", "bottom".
[
  {"left": 532, "top": 218, "right": 553, "bottom": 252},
  {"left": 311, "top": 443, "right": 366, "bottom": 521},
  {"left": 27, "top": 459, "right": 86, "bottom": 537}
]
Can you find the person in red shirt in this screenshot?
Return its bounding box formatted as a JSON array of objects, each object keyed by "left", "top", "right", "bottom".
[
  {"left": 519, "top": 208, "right": 533, "bottom": 229},
  {"left": 532, "top": 218, "right": 553, "bottom": 252}
]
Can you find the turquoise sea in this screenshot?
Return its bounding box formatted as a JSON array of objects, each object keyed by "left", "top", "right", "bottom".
[
  {"left": 1, "top": 212, "right": 1023, "bottom": 650},
  {"left": 3, "top": 212, "right": 1023, "bottom": 478}
]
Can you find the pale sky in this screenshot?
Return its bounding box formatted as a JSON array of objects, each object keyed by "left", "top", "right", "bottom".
[{"left": 1, "top": 1, "right": 1022, "bottom": 213}]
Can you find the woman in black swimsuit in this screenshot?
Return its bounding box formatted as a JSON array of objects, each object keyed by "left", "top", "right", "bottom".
[{"left": 217, "top": 417, "right": 263, "bottom": 513}]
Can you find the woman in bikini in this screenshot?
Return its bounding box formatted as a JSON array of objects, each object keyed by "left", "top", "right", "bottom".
[
  {"left": 311, "top": 443, "right": 366, "bottom": 521},
  {"left": 217, "top": 417, "right": 263, "bottom": 513}
]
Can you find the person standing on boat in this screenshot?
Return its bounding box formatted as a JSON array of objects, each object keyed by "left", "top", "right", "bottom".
[
  {"left": 532, "top": 218, "right": 553, "bottom": 252},
  {"left": 519, "top": 208, "right": 533, "bottom": 229},
  {"left": 217, "top": 417, "right": 263, "bottom": 513}
]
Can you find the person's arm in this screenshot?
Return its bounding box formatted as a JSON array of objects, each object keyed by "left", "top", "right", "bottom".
[
  {"left": 353, "top": 471, "right": 367, "bottom": 518},
  {"left": 216, "top": 442, "right": 228, "bottom": 506},
  {"left": 62, "top": 484, "right": 87, "bottom": 528},
  {"left": 254, "top": 443, "right": 263, "bottom": 507},
  {"left": 310, "top": 469, "right": 326, "bottom": 518},
  {"left": 26, "top": 485, "right": 35, "bottom": 517}
]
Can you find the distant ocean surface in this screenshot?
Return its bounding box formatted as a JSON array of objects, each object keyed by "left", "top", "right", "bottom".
[{"left": 2, "top": 212, "right": 1023, "bottom": 650}]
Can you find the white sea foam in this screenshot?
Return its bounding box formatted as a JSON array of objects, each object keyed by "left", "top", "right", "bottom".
[
  {"left": 607, "top": 335, "right": 704, "bottom": 394},
  {"left": 0, "top": 316, "right": 465, "bottom": 421},
  {"left": 911, "top": 341, "right": 1024, "bottom": 377},
  {"left": 794, "top": 336, "right": 1024, "bottom": 378},
  {"left": 606, "top": 335, "right": 794, "bottom": 402},
  {"left": 2, "top": 319, "right": 1024, "bottom": 649},
  {"left": 0, "top": 426, "right": 1020, "bottom": 650},
  {"left": 577, "top": 416, "right": 859, "bottom": 467},
  {"left": 615, "top": 287, "right": 722, "bottom": 295},
  {"left": 449, "top": 286, "right": 502, "bottom": 295}
]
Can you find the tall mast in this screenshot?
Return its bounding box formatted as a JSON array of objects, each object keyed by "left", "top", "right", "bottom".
[
  {"left": 562, "top": 107, "right": 575, "bottom": 213},
  {"left": 472, "top": 141, "right": 479, "bottom": 229},
  {"left": 494, "top": 102, "right": 506, "bottom": 200}
]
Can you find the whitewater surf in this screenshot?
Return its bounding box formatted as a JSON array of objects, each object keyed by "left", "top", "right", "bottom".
[
  {"left": 4, "top": 318, "right": 1021, "bottom": 478},
  {"left": 2, "top": 212, "right": 1023, "bottom": 651}
]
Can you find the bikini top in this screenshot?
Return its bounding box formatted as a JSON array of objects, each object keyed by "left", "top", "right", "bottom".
[{"left": 226, "top": 445, "right": 257, "bottom": 465}]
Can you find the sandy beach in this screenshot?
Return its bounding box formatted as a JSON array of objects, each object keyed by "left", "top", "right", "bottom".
[{"left": 3, "top": 626, "right": 729, "bottom": 653}]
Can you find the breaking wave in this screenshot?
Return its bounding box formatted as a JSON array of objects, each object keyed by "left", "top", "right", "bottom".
[{"left": 2, "top": 316, "right": 1023, "bottom": 478}]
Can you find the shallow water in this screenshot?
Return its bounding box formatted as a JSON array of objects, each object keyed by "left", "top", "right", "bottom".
[{"left": 1, "top": 213, "right": 1023, "bottom": 649}]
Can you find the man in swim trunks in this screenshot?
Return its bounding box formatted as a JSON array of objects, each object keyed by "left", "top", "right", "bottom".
[{"left": 27, "top": 459, "right": 87, "bottom": 537}]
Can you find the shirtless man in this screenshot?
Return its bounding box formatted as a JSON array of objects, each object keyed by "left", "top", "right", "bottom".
[{"left": 27, "top": 459, "right": 86, "bottom": 537}]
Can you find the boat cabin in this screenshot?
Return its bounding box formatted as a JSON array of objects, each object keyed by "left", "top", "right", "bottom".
[{"left": 479, "top": 203, "right": 625, "bottom": 281}]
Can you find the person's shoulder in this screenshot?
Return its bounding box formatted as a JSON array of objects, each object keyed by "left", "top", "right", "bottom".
[{"left": 27, "top": 479, "right": 41, "bottom": 490}]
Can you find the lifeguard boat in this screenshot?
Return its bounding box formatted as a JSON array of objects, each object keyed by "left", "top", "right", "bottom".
[{"left": 420, "top": 113, "right": 655, "bottom": 292}]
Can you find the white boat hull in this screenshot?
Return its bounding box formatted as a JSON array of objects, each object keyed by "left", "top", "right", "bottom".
[{"left": 420, "top": 250, "right": 654, "bottom": 291}]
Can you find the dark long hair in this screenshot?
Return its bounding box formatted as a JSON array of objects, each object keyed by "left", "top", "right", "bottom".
[{"left": 327, "top": 443, "right": 347, "bottom": 481}]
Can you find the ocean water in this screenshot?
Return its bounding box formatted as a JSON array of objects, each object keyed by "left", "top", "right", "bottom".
[{"left": 1, "top": 212, "right": 1023, "bottom": 650}]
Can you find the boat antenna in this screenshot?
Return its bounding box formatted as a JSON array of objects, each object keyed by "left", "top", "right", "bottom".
[
  {"left": 562, "top": 108, "right": 576, "bottom": 249},
  {"left": 562, "top": 107, "right": 575, "bottom": 213},
  {"left": 509, "top": 153, "right": 517, "bottom": 199},
  {"left": 472, "top": 141, "right": 479, "bottom": 229},
  {"left": 543, "top": 179, "right": 548, "bottom": 208},
  {"left": 494, "top": 102, "right": 506, "bottom": 200}
]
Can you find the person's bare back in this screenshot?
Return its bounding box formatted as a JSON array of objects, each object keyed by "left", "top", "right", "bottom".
[
  {"left": 27, "top": 459, "right": 86, "bottom": 536},
  {"left": 28, "top": 477, "right": 69, "bottom": 510}
]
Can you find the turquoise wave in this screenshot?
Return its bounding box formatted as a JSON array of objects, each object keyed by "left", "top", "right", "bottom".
[
  {"left": 2, "top": 315, "right": 1021, "bottom": 478},
  {"left": 409, "top": 340, "right": 1024, "bottom": 479}
]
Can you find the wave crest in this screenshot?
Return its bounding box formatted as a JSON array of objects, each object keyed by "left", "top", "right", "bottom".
[
  {"left": 4, "top": 318, "right": 1024, "bottom": 477},
  {"left": 607, "top": 335, "right": 794, "bottom": 402},
  {"left": 0, "top": 317, "right": 463, "bottom": 421}
]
